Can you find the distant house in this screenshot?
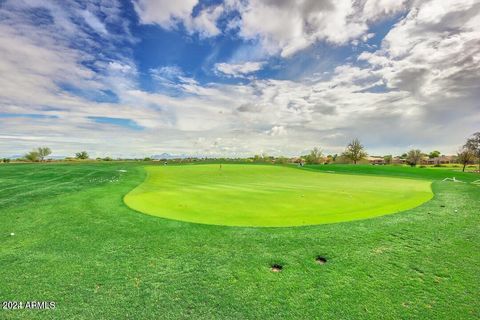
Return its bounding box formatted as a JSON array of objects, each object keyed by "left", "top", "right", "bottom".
[
  {"left": 366, "top": 156, "right": 385, "bottom": 165},
  {"left": 392, "top": 157, "right": 406, "bottom": 164},
  {"left": 424, "top": 155, "right": 457, "bottom": 165}
]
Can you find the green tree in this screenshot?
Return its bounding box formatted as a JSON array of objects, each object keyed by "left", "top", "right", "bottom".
[
  {"left": 383, "top": 155, "right": 393, "bottom": 164},
  {"left": 464, "top": 132, "right": 480, "bottom": 172},
  {"left": 457, "top": 148, "right": 475, "bottom": 172},
  {"left": 305, "top": 147, "right": 323, "bottom": 164},
  {"left": 428, "top": 150, "right": 441, "bottom": 159},
  {"left": 2, "top": 158, "right": 10, "bottom": 163},
  {"left": 406, "top": 149, "right": 423, "bottom": 167},
  {"left": 75, "top": 151, "right": 89, "bottom": 160},
  {"left": 428, "top": 150, "right": 441, "bottom": 165},
  {"left": 37, "top": 147, "right": 51, "bottom": 161},
  {"left": 342, "top": 138, "right": 367, "bottom": 164},
  {"left": 25, "top": 150, "right": 40, "bottom": 162}
]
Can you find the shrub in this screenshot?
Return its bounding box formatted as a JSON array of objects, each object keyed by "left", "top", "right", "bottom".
[
  {"left": 406, "top": 149, "right": 423, "bottom": 167},
  {"left": 304, "top": 147, "right": 324, "bottom": 164},
  {"left": 75, "top": 151, "right": 89, "bottom": 160},
  {"left": 275, "top": 156, "right": 289, "bottom": 164},
  {"left": 37, "top": 147, "right": 51, "bottom": 161},
  {"left": 25, "top": 150, "right": 40, "bottom": 162}
]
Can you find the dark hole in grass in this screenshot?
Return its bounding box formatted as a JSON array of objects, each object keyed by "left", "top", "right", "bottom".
[
  {"left": 440, "top": 205, "right": 445, "bottom": 208},
  {"left": 271, "top": 264, "right": 283, "bottom": 272},
  {"left": 315, "top": 256, "right": 327, "bottom": 265}
]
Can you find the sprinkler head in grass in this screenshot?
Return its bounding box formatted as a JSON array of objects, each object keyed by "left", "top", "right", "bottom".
[
  {"left": 315, "top": 256, "right": 327, "bottom": 265},
  {"left": 271, "top": 264, "right": 283, "bottom": 272},
  {"left": 10, "top": 232, "right": 15, "bottom": 236}
]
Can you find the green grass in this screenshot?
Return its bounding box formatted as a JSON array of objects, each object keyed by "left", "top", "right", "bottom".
[
  {"left": 0, "top": 162, "right": 479, "bottom": 319},
  {"left": 125, "top": 164, "right": 433, "bottom": 227},
  {"left": 302, "top": 164, "right": 480, "bottom": 182}
]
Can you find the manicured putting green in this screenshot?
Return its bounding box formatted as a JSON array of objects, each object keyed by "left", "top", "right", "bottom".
[{"left": 124, "top": 164, "right": 433, "bottom": 227}]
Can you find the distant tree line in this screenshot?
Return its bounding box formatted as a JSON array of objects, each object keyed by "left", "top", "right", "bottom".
[
  {"left": 401, "top": 132, "right": 479, "bottom": 171},
  {"left": 3, "top": 132, "right": 479, "bottom": 173}
]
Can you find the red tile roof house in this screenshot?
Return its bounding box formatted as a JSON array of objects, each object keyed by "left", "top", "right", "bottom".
[{"left": 392, "top": 157, "right": 406, "bottom": 164}]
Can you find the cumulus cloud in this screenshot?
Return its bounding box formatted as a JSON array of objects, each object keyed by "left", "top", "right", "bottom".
[
  {"left": 0, "top": 0, "right": 479, "bottom": 158},
  {"left": 184, "top": 4, "right": 224, "bottom": 37},
  {"left": 133, "top": 0, "right": 197, "bottom": 28},
  {"left": 133, "top": 0, "right": 223, "bottom": 37},
  {"left": 0, "top": 0, "right": 151, "bottom": 156},
  {"left": 360, "top": 0, "right": 480, "bottom": 98},
  {"left": 233, "top": 0, "right": 365, "bottom": 57},
  {"left": 133, "top": 0, "right": 409, "bottom": 57},
  {"left": 362, "top": 0, "right": 409, "bottom": 21},
  {"left": 266, "top": 125, "right": 287, "bottom": 136}
]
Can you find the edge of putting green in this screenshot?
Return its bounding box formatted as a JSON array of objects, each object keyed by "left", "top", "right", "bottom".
[{"left": 123, "top": 164, "right": 434, "bottom": 228}]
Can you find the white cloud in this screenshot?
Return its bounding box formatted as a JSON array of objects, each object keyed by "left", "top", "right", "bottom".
[
  {"left": 184, "top": 4, "right": 224, "bottom": 37},
  {"left": 133, "top": 0, "right": 223, "bottom": 37},
  {"left": 0, "top": 0, "right": 479, "bottom": 158},
  {"left": 133, "top": 0, "right": 197, "bottom": 28},
  {"left": 360, "top": 0, "right": 480, "bottom": 98},
  {"left": 133, "top": 0, "right": 408, "bottom": 57},
  {"left": 266, "top": 125, "right": 287, "bottom": 136},
  {"left": 149, "top": 66, "right": 186, "bottom": 90},
  {"left": 108, "top": 61, "right": 134, "bottom": 73},
  {"left": 214, "top": 61, "right": 264, "bottom": 77},
  {"left": 234, "top": 0, "right": 367, "bottom": 57},
  {"left": 79, "top": 9, "right": 108, "bottom": 35},
  {"left": 362, "top": 0, "right": 409, "bottom": 21}
]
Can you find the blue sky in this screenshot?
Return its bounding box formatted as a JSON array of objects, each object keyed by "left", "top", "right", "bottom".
[{"left": 0, "top": 0, "right": 479, "bottom": 158}]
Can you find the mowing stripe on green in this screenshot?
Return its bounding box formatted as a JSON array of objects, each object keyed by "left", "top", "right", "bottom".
[{"left": 124, "top": 164, "right": 433, "bottom": 227}]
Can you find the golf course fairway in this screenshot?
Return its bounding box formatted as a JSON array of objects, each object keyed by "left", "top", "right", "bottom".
[{"left": 124, "top": 164, "right": 433, "bottom": 226}]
